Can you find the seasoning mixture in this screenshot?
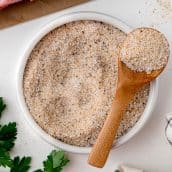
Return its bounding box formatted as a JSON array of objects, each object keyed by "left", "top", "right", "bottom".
[
  {"left": 157, "top": 0, "right": 172, "bottom": 13},
  {"left": 120, "top": 28, "right": 169, "bottom": 73},
  {"left": 23, "top": 21, "right": 149, "bottom": 146}
]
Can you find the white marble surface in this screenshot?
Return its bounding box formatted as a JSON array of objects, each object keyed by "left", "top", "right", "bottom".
[{"left": 0, "top": 0, "right": 172, "bottom": 171}]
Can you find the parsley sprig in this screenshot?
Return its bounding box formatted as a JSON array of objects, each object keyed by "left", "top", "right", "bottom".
[
  {"left": 0, "top": 147, "right": 12, "bottom": 167},
  {"left": 0, "top": 97, "right": 6, "bottom": 118},
  {"left": 0, "top": 122, "right": 17, "bottom": 151},
  {"left": 10, "top": 156, "right": 32, "bottom": 172},
  {"left": 0, "top": 97, "right": 31, "bottom": 172},
  {"left": 0, "top": 97, "right": 70, "bottom": 172},
  {"left": 35, "top": 150, "right": 70, "bottom": 172}
]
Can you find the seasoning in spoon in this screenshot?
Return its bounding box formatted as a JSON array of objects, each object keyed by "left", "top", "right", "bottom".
[{"left": 120, "top": 28, "right": 169, "bottom": 73}]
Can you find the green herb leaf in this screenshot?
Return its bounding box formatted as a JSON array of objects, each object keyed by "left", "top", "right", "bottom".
[
  {"left": 0, "top": 147, "right": 13, "bottom": 168},
  {"left": 43, "top": 150, "right": 69, "bottom": 172},
  {"left": 0, "top": 122, "right": 17, "bottom": 151},
  {"left": 10, "top": 156, "right": 32, "bottom": 172},
  {"left": 34, "top": 169, "right": 43, "bottom": 172},
  {"left": 0, "top": 97, "right": 6, "bottom": 118}
]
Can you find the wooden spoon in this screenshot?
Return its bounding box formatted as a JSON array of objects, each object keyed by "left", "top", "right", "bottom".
[{"left": 88, "top": 28, "right": 170, "bottom": 168}]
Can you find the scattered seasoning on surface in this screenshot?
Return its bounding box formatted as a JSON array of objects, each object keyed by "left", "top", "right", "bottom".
[
  {"left": 137, "top": 0, "right": 172, "bottom": 27},
  {"left": 157, "top": 0, "right": 172, "bottom": 13},
  {"left": 23, "top": 21, "right": 149, "bottom": 146},
  {"left": 120, "top": 28, "right": 169, "bottom": 73}
]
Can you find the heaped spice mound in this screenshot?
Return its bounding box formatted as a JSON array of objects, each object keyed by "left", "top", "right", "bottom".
[
  {"left": 120, "top": 28, "right": 169, "bottom": 73},
  {"left": 23, "top": 21, "right": 149, "bottom": 146}
]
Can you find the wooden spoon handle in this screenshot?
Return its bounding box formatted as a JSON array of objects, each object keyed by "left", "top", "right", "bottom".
[{"left": 88, "top": 85, "right": 134, "bottom": 168}]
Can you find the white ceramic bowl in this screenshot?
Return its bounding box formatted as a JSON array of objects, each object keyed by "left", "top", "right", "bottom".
[{"left": 16, "top": 11, "right": 158, "bottom": 154}]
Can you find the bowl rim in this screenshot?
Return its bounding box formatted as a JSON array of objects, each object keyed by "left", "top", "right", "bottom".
[{"left": 16, "top": 11, "right": 158, "bottom": 154}]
